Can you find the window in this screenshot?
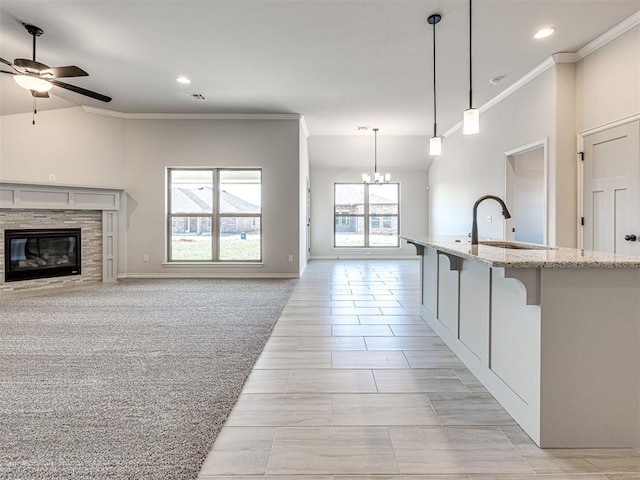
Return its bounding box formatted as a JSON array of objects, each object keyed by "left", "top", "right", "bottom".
[
  {"left": 167, "top": 168, "right": 262, "bottom": 262},
  {"left": 334, "top": 183, "right": 399, "bottom": 248}
]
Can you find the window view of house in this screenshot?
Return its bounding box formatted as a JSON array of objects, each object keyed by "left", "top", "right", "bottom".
[
  {"left": 334, "top": 183, "right": 399, "bottom": 248},
  {"left": 168, "top": 168, "right": 262, "bottom": 261}
]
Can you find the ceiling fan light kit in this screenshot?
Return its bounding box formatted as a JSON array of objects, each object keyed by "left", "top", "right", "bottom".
[{"left": 13, "top": 74, "right": 52, "bottom": 92}]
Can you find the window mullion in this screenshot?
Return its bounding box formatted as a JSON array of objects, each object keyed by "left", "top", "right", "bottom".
[
  {"left": 167, "top": 170, "right": 173, "bottom": 262},
  {"left": 212, "top": 169, "right": 219, "bottom": 261},
  {"left": 364, "top": 184, "right": 370, "bottom": 247}
]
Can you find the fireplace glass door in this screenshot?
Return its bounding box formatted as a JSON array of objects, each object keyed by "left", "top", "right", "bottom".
[{"left": 4, "top": 229, "right": 81, "bottom": 282}]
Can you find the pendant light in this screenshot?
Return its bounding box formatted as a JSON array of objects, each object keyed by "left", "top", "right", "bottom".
[
  {"left": 463, "top": 0, "right": 480, "bottom": 135},
  {"left": 362, "top": 128, "right": 390, "bottom": 183},
  {"left": 428, "top": 13, "right": 442, "bottom": 156}
]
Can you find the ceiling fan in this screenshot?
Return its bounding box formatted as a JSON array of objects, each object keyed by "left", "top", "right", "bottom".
[{"left": 0, "top": 23, "right": 111, "bottom": 103}]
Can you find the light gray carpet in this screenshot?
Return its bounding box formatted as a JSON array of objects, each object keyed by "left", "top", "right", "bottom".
[{"left": 0, "top": 278, "right": 296, "bottom": 479}]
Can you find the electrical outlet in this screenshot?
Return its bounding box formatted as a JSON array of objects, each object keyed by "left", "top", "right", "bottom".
[
  {"left": 48, "top": 174, "right": 56, "bottom": 182},
  {"left": 287, "top": 255, "right": 293, "bottom": 262},
  {"left": 143, "top": 254, "right": 149, "bottom": 262}
]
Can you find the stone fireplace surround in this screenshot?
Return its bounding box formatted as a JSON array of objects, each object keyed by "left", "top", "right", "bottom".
[{"left": 0, "top": 182, "right": 121, "bottom": 294}]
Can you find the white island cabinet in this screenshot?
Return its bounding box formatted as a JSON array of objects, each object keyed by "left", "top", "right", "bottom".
[{"left": 402, "top": 235, "right": 640, "bottom": 448}]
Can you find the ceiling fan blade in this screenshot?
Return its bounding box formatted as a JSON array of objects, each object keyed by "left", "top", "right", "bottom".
[
  {"left": 49, "top": 79, "right": 111, "bottom": 103},
  {"left": 1, "top": 70, "right": 16, "bottom": 75},
  {"left": 41, "top": 65, "right": 88, "bottom": 78},
  {"left": 0, "top": 57, "right": 14, "bottom": 67}
]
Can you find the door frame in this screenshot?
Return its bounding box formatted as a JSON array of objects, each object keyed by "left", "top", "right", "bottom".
[
  {"left": 504, "top": 138, "right": 549, "bottom": 245},
  {"left": 577, "top": 113, "right": 640, "bottom": 250}
]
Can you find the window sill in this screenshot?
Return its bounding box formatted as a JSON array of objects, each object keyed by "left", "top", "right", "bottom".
[{"left": 162, "top": 262, "right": 264, "bottom": 268}]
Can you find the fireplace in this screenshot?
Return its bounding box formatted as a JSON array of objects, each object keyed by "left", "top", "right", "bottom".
[{"left": 4, "top": 229, "right": 81, "bottom": 282}]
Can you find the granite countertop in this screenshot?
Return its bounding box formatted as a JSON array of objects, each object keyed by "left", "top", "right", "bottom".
[{"left": 401, "top": 235, "right": 640, "bottom": 269}]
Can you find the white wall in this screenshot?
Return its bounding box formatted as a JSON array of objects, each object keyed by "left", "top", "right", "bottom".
[
  {"left": 0, "top": 107, "right": 126, "bottom": 187},
  {"left": 576, "top": 24, "right": 640, "bottom": 133},
  {"left": 428, "top": 23, "right": 640, "bottom": 248},
  {"left": 429, "top": 67, "right": 558, "bottom": 243},
  {"left": 124, "top": 118, "right": 301, "bottom": 276},
  {"left": 310, "top": 167, "right": 429, "bottom": 258},
  {"left": 1, "top": 107, "right": 302, "bottom": 277},
  {"left": 428, "top": 62, "right": 581, "bottom": 247}
]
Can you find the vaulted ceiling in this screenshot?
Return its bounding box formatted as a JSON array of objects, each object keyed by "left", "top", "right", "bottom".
[{"left": 1, "top": 0, "right": 638, "bottom": 139}]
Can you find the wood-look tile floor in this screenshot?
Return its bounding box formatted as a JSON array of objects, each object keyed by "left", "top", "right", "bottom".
[{"left": 198, "top": 259, "right": 640, "bottom": 479}]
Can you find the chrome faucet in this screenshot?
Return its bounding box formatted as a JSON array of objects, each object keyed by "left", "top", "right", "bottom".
[{"left": 471, "top": 195, "right": 512, "bottom": 246}]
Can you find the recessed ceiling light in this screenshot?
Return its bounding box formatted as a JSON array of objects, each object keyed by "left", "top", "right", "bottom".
[
  {"left": 534, "top": 27, "right": 556, "bottom": 39},
  {"left": 357, "top": 126, "right": 370, "bottom": 131},
  {"left": 176, "top": 76, "right": 191, "bottom": 84},
  {"left": 489, "top": 76, "right": 504, "bottom": 85}
]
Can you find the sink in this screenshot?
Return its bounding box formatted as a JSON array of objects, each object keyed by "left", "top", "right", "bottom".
[{"left": 479, "top": 240, "right": 555, "bottom": 250}]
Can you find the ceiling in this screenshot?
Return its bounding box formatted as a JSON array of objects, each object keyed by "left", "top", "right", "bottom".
[{"left": 1, "top": 0, "right": 639, "bottom": 139}]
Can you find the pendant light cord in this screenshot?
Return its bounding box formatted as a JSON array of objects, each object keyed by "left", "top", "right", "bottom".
[
  {"left": 432, "top": 17, "right": 437, "bottom": 137},
  {"left": 468, "top": 0, "right": 473, "bottom": 109}
]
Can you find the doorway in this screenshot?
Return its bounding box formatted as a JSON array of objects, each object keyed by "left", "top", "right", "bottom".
[{"left": 505, "top": 140, "right": 547, "bottom": 244}]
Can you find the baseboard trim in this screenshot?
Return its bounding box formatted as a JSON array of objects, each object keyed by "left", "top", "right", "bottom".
[
  {"left": 309, "top": 255, "right": 420, "bottom": 260},
  {"left": 118, "top": 272, "right": 299, "bottom": 279}
]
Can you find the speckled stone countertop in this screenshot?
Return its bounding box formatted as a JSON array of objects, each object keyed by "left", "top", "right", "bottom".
[{"left": 401, "top": 235, "right": 640, "bottom": 269}]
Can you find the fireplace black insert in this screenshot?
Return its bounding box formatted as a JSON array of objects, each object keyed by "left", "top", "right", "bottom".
[{"left": 4, "top": 228, "right": 81, "bottom": 282}]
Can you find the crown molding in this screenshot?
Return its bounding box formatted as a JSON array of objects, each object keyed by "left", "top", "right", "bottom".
[
  {"left": 300, "top": 115, "right": 310, "bottom": 138},
  {"left": 576, "top": 10, "right": 640, "bottom": 60},
  {"left": 81, "top": 106, "right": 302, "bottom": 121},
  {"left": 443, "top": 56, "right": 557, "bottom": 138},
  {"left": 443, "top": 11, "right": 640, "bottom": 138},
  {"left": 552, "top": 52, "right": 580, "bottom": 64}
]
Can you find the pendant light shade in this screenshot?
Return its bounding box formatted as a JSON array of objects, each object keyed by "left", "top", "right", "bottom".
[
  {"left": 362, "top": 128, "right": 390, "bottom": 183},
  {"left": 463, "top": 108, "right": 480, "bottom": 135},
  {"left": 428, "top": 13, "right": 442, "bottom": 156},
  {"left": 429, "top": 136, "right": 442, "bottom": 156},
  {"left": 14, "top": 75, "right": 52, "bottom": 93},
  {"left": 463, "top": 0, "right": 479, "bottom": 135}
]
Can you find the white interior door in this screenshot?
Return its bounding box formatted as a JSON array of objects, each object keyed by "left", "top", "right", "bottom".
[{"left": 583, "top": 121, "right": 640, "bottom": 256}]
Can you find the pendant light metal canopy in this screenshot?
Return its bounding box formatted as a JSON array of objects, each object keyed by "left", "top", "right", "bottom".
[
  {"left": 428, "top": 13, "right": 442, "bottom": 156},
  {"left": 362, "top": 128, "right": 390, "bottom": 183},
  {"left": 463, "top": 0, "right": 480, "bottom": 135}
]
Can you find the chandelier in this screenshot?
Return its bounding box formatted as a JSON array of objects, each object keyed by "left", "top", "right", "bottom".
[{"left": 362, "top": 128, "right": 390, "bottom": 183}]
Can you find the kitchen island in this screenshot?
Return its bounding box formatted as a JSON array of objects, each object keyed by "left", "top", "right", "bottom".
[{"left": 402, "top": 235, "right": 640, "bottom": 448}]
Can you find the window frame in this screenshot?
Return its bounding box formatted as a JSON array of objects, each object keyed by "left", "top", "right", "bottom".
[
  {"left": 167, "top": 167, "right": 262, "bottom": 263},
  {"left": 333, "top": 182, "right": 400, "bottom": 248}
]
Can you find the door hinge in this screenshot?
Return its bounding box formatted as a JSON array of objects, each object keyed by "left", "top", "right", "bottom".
[
  {"left": 578, "top": 152, "right": 584, "bottom": 161},
  {"left": 581, "top": 217, "right": 585, "bottom": 226}
]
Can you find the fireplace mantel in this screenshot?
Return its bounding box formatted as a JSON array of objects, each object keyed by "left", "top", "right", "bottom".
[
  {"left": 0, "top": 182, "right": 123, "bottom": 288},
  {"left": 0, "top": 181, "right": 121, "bottom": 211}
]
